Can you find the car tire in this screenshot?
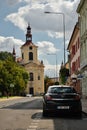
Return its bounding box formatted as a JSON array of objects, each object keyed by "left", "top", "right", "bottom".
[
  {"left": 43, "top": 110, "right": 48, "bottom": 117},
  {"left": 78, "top": 112, "right": 82, "bottom": 118},
  {"left": 75, "top": 112, "right": 82, "bottom": 118}
]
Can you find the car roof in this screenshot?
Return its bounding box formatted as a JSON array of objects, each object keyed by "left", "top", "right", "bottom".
[{"left": 48, "top": 85, "right": 72, "bottom": 88}]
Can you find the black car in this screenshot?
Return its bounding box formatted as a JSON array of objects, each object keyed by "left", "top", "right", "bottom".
[{"left": 43, "top": 85, "right": 82, "bottom": 117}]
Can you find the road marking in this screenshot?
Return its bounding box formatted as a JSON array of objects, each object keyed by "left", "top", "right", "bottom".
[
  {"left": 31, "top": 122, "right": 38, "bottom": 125},
  {"left": 29, "top": 125, "right": 38, "bottom": 128},
  {"left": 32, "top": 120, "right": 40, "bottom": 122},
  {"left": 28, "top": 120, "right": 39, "bottom": 130},
  {"left": 27, "top": 128, "right": 36, "bottom": 130},
  {"left": 27, "top": 112, "right": 42, "bottom": 130}
]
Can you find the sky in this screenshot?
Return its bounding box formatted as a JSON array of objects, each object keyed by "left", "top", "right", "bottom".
[{"left": 0, "top": 0, "right": 80, "bottom": 77}]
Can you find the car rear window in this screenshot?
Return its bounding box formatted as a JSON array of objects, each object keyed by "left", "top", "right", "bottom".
[{"left": 48, "top": 87, "right": 76, "bottom": 93}]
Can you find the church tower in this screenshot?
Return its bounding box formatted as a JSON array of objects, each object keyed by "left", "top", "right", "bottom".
[
  {"left": 21, "top": 24, "right": 44, "bottom": 95},
  {"left": 12, "top": 46, "right": 16, "bottom": 61},
  {"left": 26, "top": 23, "right": 32, "bottom": 42}
]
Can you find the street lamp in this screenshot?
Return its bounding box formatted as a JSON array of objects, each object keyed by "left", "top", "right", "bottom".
[
  {"left": 44, "top": 11, "right": 66, "bottom": 65},
  {"left": 47, "top": 53, "right": 58, "bottom": 81}
]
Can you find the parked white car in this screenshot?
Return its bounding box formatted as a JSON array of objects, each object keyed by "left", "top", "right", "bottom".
[{"left": 26, "top": 94, "right": 32, "bottom": 97}]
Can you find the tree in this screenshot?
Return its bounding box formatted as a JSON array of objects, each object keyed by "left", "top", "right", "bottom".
[
  {"left": 59, "top": 67, "right": 69, "bottom": 84},
  {"left": 12, "top": 66, "right": 29, "bottom": 95},
  {"left": 44, "top": 76, "right": 54, "bottom": 92},
  {"left": 0, "top": 51, "right": 14, "bottom": 61},
  {"left": 54, "top": 81, "right": 59, "bottom": 85},
  {"left": 0, "top": 52, "right": 29, "bottom": 96}
]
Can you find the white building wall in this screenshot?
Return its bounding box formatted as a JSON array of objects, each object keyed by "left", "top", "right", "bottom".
[{"left": 77, "top": 0, "right": 87, "bottom": 98}]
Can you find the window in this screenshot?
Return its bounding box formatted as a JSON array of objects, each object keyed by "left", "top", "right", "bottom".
[
  {"left": 72, "top": 45, "right": 75, "bottom": 55},
  {"left": 78, "top": 57, "right": 80, "bottom": 68},
  {"left": 78, "top": 38, "right": 80, "bottom": 49},
  {"left": 48, "top": 87, "right": 76, "bottom": 93},
  {"left": 72, "top": 62, "right": 75, "bottom": 72},
  {"left": 29, "top": 52, "right": 33, "bottom": 60},
  {"left": 29, "top": 73, "right": 33, "bottom": 81},
  {"left": 29, "top": 46, "right": 32, "bottom": 50},
  {"left": 76, "top": 59, "right": 78, "bottom": 70},
  {"left": 76, "top": 42, "right": 77, "bottom": 52},
  {"left": 22, "top": 53, "right": 24, "bottom": 59},
  {"left": 38, "top": 75, "right": 40, "bottom": 80}
]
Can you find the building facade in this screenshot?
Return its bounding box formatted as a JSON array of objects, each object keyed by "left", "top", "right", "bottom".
[
  {"left": 21, "top": 24, "right": 44, "bottom": 95},
  {"left": 77, "top": 0, "right": 87, "bottom": 98},
  {"left": 67, "top": 22, "right": 81, "bottom": 93}
]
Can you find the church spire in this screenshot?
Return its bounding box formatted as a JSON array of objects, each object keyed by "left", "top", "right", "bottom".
[
  {"left": 26, "top": 23, "right": 32, "bottom": 42},
  {"left": 12, "top": 45, "right": 16, "bottom": 61},
  {"left": 61, "top": 61, "right": 64, "bottom": 69}
]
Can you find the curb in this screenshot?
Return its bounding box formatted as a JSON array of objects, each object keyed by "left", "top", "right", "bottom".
[{"left": 0, "top": 96, "right": 22, "bottom": 102}]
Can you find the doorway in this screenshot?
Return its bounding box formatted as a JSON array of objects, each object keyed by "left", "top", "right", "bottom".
[{"left": 29, "top": 87, "right": 34, "bottom": 95}]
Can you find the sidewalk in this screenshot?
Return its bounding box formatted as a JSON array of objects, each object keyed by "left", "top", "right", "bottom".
[
  {"left": 82, "top": 98, "right": 87, "bottom": 114},
  {"left": 0, "top": 96, "right": 22, "bottom": 102}
]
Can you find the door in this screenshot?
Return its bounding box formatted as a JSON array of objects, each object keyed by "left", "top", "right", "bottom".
[{"left": 29, "top": 87, "right": 34, "bottom": 95}]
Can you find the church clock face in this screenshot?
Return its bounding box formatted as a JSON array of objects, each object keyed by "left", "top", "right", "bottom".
[
  {"left": 26, "top": 24, "right": 32, "bottom": 42},
  {"left": 27, "top": 37, "right": 31, "bottom": 41}
]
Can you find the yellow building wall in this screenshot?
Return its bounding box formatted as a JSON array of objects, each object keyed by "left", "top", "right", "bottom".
[
  {"left": 21, "top": 44, "right": 38, "bottom": 64},
  {"left": 21, "top": 43, "right": 44, "bottom": 95}
]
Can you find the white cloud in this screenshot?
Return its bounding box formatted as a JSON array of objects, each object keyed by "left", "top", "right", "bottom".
[
  {"left": 65, "top": 40, "right": 69, "bottom": 46},
  {"left": 5, "top": 0, "right": 80, "bottom": 40},
  {"left": 5, "top": 6, "right": 29, "bottom": 31},
  {"left": 1, "top": 0, "right": 80, "bottom": 78},
  {"left": 36, "top": 40, "right": 61, "bottom": 77},
  {"left": 0, "top": 36, "right": 59, "bottom": 62},
  {"left": 48, "top": 31, "right": 63, "bottom": 38},
  {"left": 0, "top": 36, "right": 61, "bottom": 77},
  {"left": 0, "top": 36, "right": 24, "bottom": 57},
  {"left": 44, "top": 62, "right": 61, "bottom": 77},
  {"left": 36, "top": 41, "right": 59, "bottom": 55},
  {"left": 39, "top": 55, "right": 61, "bottom": 77}
]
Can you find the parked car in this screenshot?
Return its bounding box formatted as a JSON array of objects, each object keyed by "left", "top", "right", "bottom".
[
  {"left": 26, "top": 94, "right": 32, "bottom": 97},
  {"left": 43, "top": 85, "right": 82, "bottom": 117}
]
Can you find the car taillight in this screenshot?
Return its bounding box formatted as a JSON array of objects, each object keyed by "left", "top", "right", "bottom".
[
  {"left": 75, "top": 95, "right": 80, "bottom": 100},
  {"left": 45, "top": 95, "right": 52, "bottom": 100}
]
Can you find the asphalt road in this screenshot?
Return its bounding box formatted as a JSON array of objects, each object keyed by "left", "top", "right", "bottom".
[{"left": 0, "top": 97, "right": 87, "bottom": 130}]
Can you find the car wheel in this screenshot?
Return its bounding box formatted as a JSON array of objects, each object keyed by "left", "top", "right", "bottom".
[
  {"left": 43, "top": 110, "right": 48, "bottom": 117},
  {"left": 78, "top": 112, "right": 82, "bottom": 118},
  {"left": 75, "top": 112, "right": 82, "bottom": 118}
]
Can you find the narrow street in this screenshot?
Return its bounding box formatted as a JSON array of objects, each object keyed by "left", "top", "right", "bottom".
[{"left": 0, "top": 97, "right": 87, "bottom": 130}]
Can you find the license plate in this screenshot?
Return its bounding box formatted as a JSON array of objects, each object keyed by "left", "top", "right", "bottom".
[{"left": 57, "top": 106, "right": 69, "bottom": 109}]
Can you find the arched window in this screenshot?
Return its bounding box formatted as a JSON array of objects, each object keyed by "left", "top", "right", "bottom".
[
  {"left": 22, "top": 53, "right": 24, "bottom": 59},
  {"left": 29, "top": 73, "right": 34, "bottom": 81},
  {"left": 29, "top": 52, "right": 33, "bottom": 60},
  {"left": 38, "top": 75, "right": 40, "bottom": 80}
]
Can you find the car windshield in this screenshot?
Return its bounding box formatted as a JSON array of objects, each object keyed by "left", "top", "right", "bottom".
[{"left": 48, "top": 87, "right": 76, "bottom": 93}]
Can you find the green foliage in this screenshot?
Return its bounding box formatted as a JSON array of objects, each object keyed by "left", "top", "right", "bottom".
[
  {"left": 0, "top": 52, "right": 29, "bottom": 96},
  {"left": 54, "top": 82, "right": 59, "bottom": 85},
  {"left": 44, "top": 76, "right": 55, "bottom": 92},
  {"left": 60, "top": 67, "right": 69, "bottom": 84},
  {"left": 0, "top": 51, "right": 14, "bottom": 61}
]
